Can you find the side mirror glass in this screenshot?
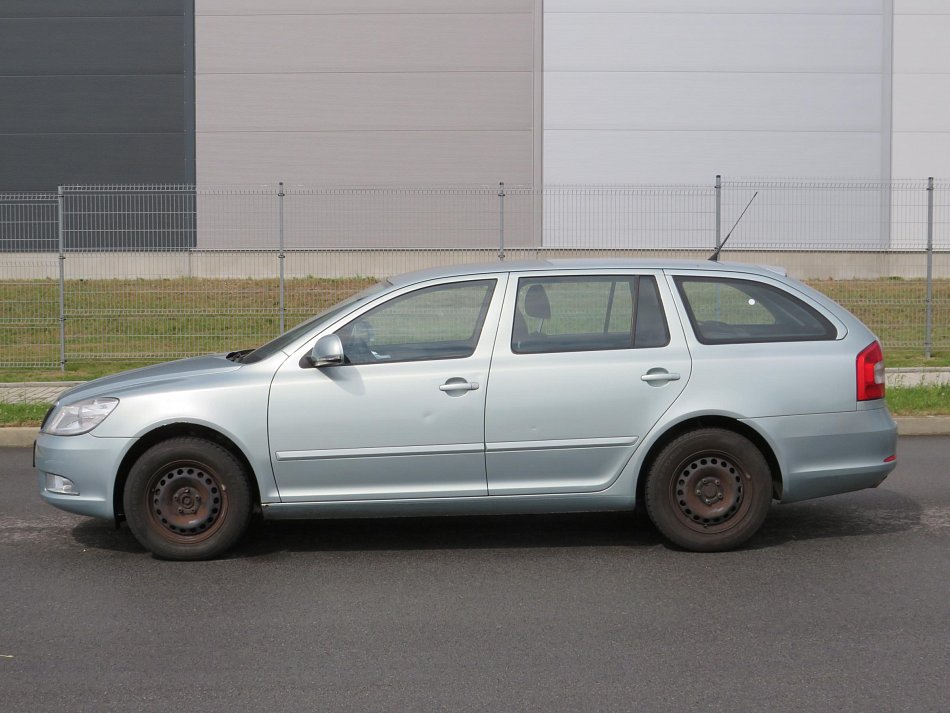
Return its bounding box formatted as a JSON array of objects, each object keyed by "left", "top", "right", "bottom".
[{"left": 310, "top": 334, "right": 344, "bottom": 367}]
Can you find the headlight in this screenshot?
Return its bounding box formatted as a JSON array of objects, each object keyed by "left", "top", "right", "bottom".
[{"left": 42, "top": 397, "right": 119, "bottom": 436}]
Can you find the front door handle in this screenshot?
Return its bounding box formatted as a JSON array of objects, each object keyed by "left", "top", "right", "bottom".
[
  {"left": 439, "top": 380, "right": 480, "bottom": 392},
  {"left": 641, "top": 371, "right": 681, "bottom": 383}
]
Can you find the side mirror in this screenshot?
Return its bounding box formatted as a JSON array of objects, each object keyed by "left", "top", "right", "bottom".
[{"left": 310, "top": 334, "right": 344, "bottom": 368}]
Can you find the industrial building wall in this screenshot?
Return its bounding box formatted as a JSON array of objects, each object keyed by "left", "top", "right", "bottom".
[
  {"left": 193, "top": 0, "right": 538, "bottom": 187},
  {"left": 543, "top": 0, "right": 891, "bottom": 184},
  {"left": 892, "top": 0, "right": 950, "bottom": 177},
  {"left": 0, "top": 0, "right": 193, "bottom": 191}
]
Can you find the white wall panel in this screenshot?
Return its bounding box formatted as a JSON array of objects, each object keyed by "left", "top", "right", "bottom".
[
  {"left": 892, "top": 134, "right": 950, "bottom": 178},
  {"left": 893, "top": 0, "right": 950, "bottom": 14},
  {"left": 892, "top": 4, "right": 950, "bottom": 179},
  {"left": 197, "top": 73, "right": 532, "bottom": 132},
  {"left": 893, "top": 15, "right": 950, "bottom": 73},
  {"left": 892, "top": 74, "right": 950, "bottom": 132},
  {"left": 546, "top": 72, "right": 881, "bottom": 132},
  {"left": 197, "top": 14, "right": 533, "bottom": 73},
  {"left": 544, "top": 131, "right": 882, "bottom": 184},
  {"left": 197, "top": 131, "right": 533, "bottom": 185},
  {"left": 545, "top": 13, "right": 882, "bottom": 73},
  {"left": 547, "top": 1, "right": 882, "bottom": 12}
]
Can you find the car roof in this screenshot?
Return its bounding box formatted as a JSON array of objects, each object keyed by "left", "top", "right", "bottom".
[{"left": 388, "top": 258, "right": 787, "bottom": 286}]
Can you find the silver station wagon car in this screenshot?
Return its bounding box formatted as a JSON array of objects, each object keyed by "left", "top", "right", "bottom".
[{"left": 36, "top": 260, "right": 897, "bottom": 559}]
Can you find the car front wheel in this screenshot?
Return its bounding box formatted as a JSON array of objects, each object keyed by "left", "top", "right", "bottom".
[
  {"left": 645, "top": 428, "right": 772, "bottom": 552},
  {"left": 123, "top": 437, "right": 253, "bottom": 560}
]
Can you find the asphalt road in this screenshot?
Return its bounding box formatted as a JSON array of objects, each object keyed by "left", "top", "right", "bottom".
[{"left": 1, "top": 439, "right": 948, "bottom": 713}]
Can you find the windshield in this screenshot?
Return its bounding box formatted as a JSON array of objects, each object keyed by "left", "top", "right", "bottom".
[{"left": 240, "top": 281, "right": 390, "bottom": 364}]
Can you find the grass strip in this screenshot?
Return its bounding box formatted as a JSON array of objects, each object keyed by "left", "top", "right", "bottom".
[
  {"left": 885, "top": 384, "right": 950, "bottom": 416},
  {"left": 0, "top": 403, "right": 50, "bottom": 427}
]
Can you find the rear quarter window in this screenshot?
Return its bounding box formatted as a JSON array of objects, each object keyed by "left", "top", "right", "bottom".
[{"left": 674, "top": 276, "right": 836, "bottom": 344}]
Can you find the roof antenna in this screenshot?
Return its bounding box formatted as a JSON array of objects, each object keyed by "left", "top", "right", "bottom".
[{"left": 709, "top": 191, "right": 758, "bottom": 262}]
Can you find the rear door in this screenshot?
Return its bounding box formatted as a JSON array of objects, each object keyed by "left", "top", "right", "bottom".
[{"left": 484, "top": 270, "right": 692, "bottom": 495}]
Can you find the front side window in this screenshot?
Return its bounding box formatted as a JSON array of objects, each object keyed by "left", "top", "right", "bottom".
[
  {"left": 674, "top": 276, "right": 836, "bottom": 344},
  {"left": 336, "top": 280, "right": 496, "bottom": 365},
  {"left": 511, "top": 275, "right": 669, "bottom": 354}
]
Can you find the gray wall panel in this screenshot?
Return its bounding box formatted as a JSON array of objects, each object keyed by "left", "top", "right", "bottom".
[
  {"left": 196, "top": 73, "right": 532, "bottom": 132},
  {"left": 0, "top": 77, "right": 184, "bottom": 134},
  {"left": 197, "top": 0, "right": 532, "bottom": 13},
  {"left": 196, "top": 14, "right": 533, "bottom": 73},
  {"left": 197, "top": 131, "right": 533, "bottom": 185},
  {"left": 196, "top": 5, "right": 537, "bottom": 190}
]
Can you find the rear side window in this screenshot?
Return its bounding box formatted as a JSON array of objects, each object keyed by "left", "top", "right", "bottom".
[
  {"left": 674, "top": 276, "right": 836, "bottom": 344},
  {"left": 512, "top": 275, "right": 670, "bottom": 354}
]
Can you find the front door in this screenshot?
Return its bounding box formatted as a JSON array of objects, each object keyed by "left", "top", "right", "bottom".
[{"left": 268, "top": 275, "right": 506, "bottom": 502}]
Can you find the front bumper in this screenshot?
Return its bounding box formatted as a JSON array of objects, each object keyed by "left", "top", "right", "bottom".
[
  {"left": 35, "top": 432, "right": 136, "bottom": 520},
  {"left": 743, "top": 406, "right": 898, "bottom": 503}
]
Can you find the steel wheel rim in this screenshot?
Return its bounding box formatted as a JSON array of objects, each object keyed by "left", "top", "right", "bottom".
[
  {"left": 144, "top": 460, "right": 229, "bottom": 544},
  {"left": 669, "top": 451, "right": 753, "bottom": 534}
]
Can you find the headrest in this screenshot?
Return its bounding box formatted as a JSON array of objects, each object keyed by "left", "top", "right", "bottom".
[{"left": 524, "top": 284, "right": 551, "bottom": 320}]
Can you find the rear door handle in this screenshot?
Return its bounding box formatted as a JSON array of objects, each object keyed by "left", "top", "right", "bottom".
[
  {"left": 641, "top": 371, "right": 681, "bottom": 383},
  {"left": 439, "top": 380, "right": 479, "bottom": 392}
]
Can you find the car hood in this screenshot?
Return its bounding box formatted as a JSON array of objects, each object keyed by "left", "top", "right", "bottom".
[{"left": 57, "top": 354, "right": 242, "bottom": 404}]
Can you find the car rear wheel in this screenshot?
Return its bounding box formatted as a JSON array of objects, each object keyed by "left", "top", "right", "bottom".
[
  {"left": 124, "top": 437, "right": 252, "bottom": 560},
  {"left": 645, "top": 428, "right": 772, "bottom": 552}
]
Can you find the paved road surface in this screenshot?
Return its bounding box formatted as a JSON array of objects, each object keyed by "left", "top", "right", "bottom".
[{"left": 1, "top": 439, "right": 948, "bottom": 712}]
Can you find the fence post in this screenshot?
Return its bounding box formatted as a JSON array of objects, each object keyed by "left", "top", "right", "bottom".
[
  {"left": 56, "top": 186, "right": 66, "bottom": 372},
  {"left": 498, "top": 182, "right": 506, "bottom": 261},
  {"left": 714, "top": 174, "right": 722, "bottom": 251},
  {"left": 925, "top": 176, "right": 934, "bottom": 359},
  {"left": 278, "top": 181, "right": 286, "bottom": 334}
]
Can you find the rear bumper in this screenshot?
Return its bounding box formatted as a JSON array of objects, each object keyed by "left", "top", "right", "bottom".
[
  {"left": 743, "top": 407, "right": 898, "bottom": 503},
  {"left": 35, "top": 432, "right": 135, "bottom": 520}
]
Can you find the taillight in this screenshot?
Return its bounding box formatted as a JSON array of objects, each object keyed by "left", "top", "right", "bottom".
[{"left": 857, "top": 341, "right": 885, "bottom": 401}]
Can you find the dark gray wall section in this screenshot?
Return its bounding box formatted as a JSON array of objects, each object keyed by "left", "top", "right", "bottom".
[
  {"left": 2, "top": 135, "right": 187, "bottom": 188},
  {"left": 0, "top": 0, "right": 184, "bottom": 17},
  {"left": 0, "top": 77, "right": 184, "bottom": 134},
  {"left": 1, "top": 0, "right": 195, "bottom": 250},
  {"left": 0, "top": 1, "right": 193, "bottom": 192},
  {"left": 0, "top": 17, "right": 184, "bottom": 75}
]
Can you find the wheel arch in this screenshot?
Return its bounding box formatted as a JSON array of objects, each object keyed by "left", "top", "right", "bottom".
[
  {"left": 635, "top": 415, "right": 783, "bottom": 506},
  {"left": 113, "top": 423, "right": 262, "bottom": 523}
]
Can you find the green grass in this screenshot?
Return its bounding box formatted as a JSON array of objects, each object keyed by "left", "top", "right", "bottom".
[
  {"left": 805, "top": 278, "right": 950, "bottom": 366},
  {"left": 2, "top": 276, "right": 949, "bottom": 377},
  {"left": 0, "top": 402, "right": 50, "bottom": 427},
  {"left": 884, "top": 384, "right": 950, "bottom": 416}
]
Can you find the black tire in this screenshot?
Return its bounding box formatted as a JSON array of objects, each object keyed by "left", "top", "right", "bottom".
[
  {"left": 645, "top": 428, "right": 772, "bottom": 552},
  {"left": 123, "top": 437, "right": 253, "bottom": 560}
]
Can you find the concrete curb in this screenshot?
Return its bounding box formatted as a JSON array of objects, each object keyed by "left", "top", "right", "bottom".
[{"left": 4, "top": 417, "right": 950, "bottom": 449}]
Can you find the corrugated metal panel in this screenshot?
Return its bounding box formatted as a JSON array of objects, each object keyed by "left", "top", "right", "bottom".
[
  {"left": 196, "top": 131, "right": 533, "bottom": 185},
  {"left": 196, "top": 0, "right": 532, "bottom": 14},
  {"left": 0, "top": 17, "right": 185, "bottom": 75},
  {"left": 544, "top": 12, "right": 882, "bottom": 72},
  {"left": 545, "top": 72, "right": 882, "bottom": 132},
  {"left": 196, "top": 14, "right": 533, "bottom": 73},
  {"left": 544, "top": 131, "right": 882, "bottom": 184},
  {"left": 197, "top": 73, "right": 532, "bottom": 132},
  {"left": 0, "top": 76, "right": 184, "bottom": 133}
]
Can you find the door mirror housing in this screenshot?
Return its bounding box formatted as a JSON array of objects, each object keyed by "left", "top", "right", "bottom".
[{"left": 310, "top": 334, "right": 344, "bottom": 367}]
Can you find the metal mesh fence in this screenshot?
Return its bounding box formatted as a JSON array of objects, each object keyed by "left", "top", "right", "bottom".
[
  {"left": 0, "top": 180, "right": 947, "bottom": 370},
  {"left": 0, "top": 192, "right": 60, "bottom": 368}
]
